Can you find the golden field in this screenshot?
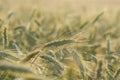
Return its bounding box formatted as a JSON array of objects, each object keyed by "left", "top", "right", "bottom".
[{"left": 0, "top": 0, "right": 120, "bottom": 80}]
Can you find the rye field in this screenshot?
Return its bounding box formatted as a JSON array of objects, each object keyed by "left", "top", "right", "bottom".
[{"left": 0, "top": 0, "right": 120, "bottom": 80}]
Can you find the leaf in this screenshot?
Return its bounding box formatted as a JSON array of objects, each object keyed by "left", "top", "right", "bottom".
[
  {"left": 72, "top": 50, "right": 85, "bottom": 78},
  {"left": 92, "top": 12, "right": 104, "bottom": 24},
  {"left": 80, "top": 21, "right": 89, "bottom": 29},
  {"left": 0, "top": 61, "right": 32, "bottom": 73},
  {"left": 0, "top": 52, "right": 19, "bottom": 61}
]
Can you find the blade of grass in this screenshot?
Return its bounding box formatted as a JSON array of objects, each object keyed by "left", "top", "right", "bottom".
[
  {"left": 21, "top": 50, "right": 40, "bottom": 63},
  {"left": 3, "top": 27, "right": 8, "bottom": 49},
  {"left": 44, "top": 39, "right": 74, "bottom": 48},
  {"left": 92, "top": 12, "right": 104, "bottom": 24},
  {"left": 40, "top": 54, "right": 64, "bottom": 71},
  {"left": 113, "top": 68, "right": 120, "bottom": 80},
  {"left": 0, "top": 61, "right": 32, "bottom": 73},
  {"left": 0, "top": 52, "right": 19, "bottom": 61},
  {"left": 72, "top": 50, "right": 85, "bottom": 79}
]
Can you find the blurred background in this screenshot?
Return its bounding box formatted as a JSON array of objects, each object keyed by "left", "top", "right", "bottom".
[{"left": 0, "top": 0, "right": 120, "bottom": 13}]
